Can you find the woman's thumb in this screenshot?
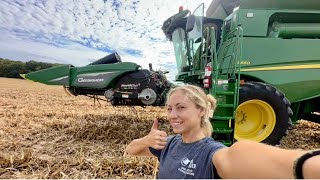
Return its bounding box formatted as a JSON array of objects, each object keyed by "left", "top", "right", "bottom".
[{"left": 151, "top": 119, "right": 158, "bottom": 130}]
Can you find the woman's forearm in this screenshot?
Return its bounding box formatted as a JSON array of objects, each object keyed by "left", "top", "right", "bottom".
[
  {"left": 302, "top": 152, "right": 320, "bottom": 178},
  {"left": 125, "top": 136, "right": 153, "bottom": 156},
  {"left": 214, "top": 140, "right": 305, "bottom": 179}
]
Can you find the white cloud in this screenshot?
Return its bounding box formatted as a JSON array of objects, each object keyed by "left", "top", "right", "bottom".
[{"left": 0, "top": 0, "right": 213, "bottom": 81}]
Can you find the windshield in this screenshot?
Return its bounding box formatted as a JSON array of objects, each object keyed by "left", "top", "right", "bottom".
[
  {"left": 168, "top": 4, "right": 204, "bottom": 74},
  {"left": 172, "top": 28, "right": 189, "bottom": 72},
  {"left": 187, "top": 4, "right": 204, "bottom": 65}
]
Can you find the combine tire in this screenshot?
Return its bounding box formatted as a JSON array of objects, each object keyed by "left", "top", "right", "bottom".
[{"left": 235, "top": 82, "right": 292, "bottom": 145}]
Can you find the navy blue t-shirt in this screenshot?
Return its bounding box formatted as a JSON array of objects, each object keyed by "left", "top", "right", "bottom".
[{"left": 149, "top": 135, "right": 226, "bottom": 179}]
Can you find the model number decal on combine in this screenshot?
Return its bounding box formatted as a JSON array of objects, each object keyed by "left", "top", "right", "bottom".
[
  {"left": 78, "top": 78, "right": 104, "bottom": 82},
  {"left": 121, "top": 83, "right": 140, "bottom": 89},
  {"left": 237, "top": 61, "right": 251, "bottom": 65}
]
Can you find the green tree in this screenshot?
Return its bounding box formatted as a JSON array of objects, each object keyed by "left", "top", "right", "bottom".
[{"left": 0, "top": 58, "right": 63, "bottom": 79}]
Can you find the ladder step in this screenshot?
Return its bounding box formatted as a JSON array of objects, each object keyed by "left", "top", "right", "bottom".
[
  {"left": 217, "top": 103, "right": 234, "bottom": 108},
  {"left": 216, "top": 91, "right": 235, "bottom": 95},
  {"left": 213, "top": 116, "right": 233, "bottom": 120},
  {"left": 213, "top": 127, "right": 233, "bottom": 133}
]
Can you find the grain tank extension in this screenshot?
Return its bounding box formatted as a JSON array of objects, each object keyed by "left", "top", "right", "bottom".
[{"left": 163, "top": 0, "right": 320, "bottom": 145}]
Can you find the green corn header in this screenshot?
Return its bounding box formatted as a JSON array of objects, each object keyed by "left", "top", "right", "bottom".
[{"left": 22, "top": 53, "right": 173, "bottom": 107}]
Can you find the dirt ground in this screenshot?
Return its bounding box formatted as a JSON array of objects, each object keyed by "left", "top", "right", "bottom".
[{"left": 0, "top": 77, "right": 319, "bottom": 178}]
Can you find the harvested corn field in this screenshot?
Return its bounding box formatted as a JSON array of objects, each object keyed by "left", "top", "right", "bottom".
[{"left": 0, "top": 77, "right": 319, "bottom": 178}]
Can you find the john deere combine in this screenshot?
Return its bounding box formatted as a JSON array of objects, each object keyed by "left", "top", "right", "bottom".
[
  {"left": 22, "top": 52, "right": 172, "bottom": 106},
  {"left": 162, "top": 0, "right": 320, "bottom": 145}
]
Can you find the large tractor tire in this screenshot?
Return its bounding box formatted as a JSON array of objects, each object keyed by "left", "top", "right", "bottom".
[{"left": 235, "top": 82, "right": 293, "bottom": 145}]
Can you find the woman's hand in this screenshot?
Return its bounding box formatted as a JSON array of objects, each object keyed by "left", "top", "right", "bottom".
[
  {"left": 125, "top": 119, "right": 168, "bottom": 156},
  {"left": 145, "top": 119, "right": 168, "bottom": 150}
]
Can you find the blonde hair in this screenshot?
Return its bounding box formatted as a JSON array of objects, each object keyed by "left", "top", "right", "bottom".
[{"left": 166, "top": 84, "right": 217, "bottom": 137}]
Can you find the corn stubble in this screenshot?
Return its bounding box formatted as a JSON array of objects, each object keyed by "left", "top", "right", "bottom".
[{"left": 0, "top": 77, "right": 319, "bottom": 178}]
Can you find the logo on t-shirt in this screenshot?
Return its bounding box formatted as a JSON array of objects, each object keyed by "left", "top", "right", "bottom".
[
  {"left": 181, "top": 157, "right": 191, "bottom": 166},
  {"left": 178, "top": 157, "right": 197, "bottom": 176}
]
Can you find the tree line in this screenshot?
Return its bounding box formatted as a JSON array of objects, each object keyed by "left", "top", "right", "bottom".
[{"left": 0, "top": 58, "right": 62, "bottom": 78}]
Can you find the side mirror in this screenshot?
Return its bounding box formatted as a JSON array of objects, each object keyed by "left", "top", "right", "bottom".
[{"left": 186, "top": 15, "right": 195, "bottom": 32}]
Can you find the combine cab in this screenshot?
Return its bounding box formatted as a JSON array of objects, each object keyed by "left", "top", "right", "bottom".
[
  {"left": 163, "top": 0, "right": 320, "bottom": 145},
  {"left": 22, "top": 52, "right": 172, "bottom": 106}
]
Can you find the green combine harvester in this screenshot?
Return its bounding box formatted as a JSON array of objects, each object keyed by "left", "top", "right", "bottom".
[
  {"left": 22, "top": 52, "right": 172, "bottom": 106},
  {"left": 162, "top": 0, "right": 320, "bottom": 145}
]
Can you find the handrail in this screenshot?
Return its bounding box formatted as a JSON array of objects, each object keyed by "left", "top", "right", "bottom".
[
  {"left": 205, "top": 25, "right": 243, "bottom": 98},
  {"left": 221, "top": 27, "right": 243, "bottom": 74},
  {"left": 209, "top": 27, "right": 218, "bottom": 95},
  {"left": 188, "top": 39, "right": 195, "bottom": 71},
  {"left": 226, "top": 28, "right": 239, "bottom": 40},
  {"left": 235, "top": 27, "right": 243, "bottom": 106}
]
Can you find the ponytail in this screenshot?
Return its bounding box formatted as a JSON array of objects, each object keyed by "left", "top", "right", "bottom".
[{"left": 201, "top": 94, "right": 217, "bottom": 137}]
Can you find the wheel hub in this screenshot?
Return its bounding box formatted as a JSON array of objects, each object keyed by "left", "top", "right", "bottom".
[{"left": 235, "top": 99, "right": 276, "bottom": 142}]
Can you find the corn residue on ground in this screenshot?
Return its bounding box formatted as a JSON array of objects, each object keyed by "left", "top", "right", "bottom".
[{"left": 0, "top": 77, "right": 319, "bottom": 178}]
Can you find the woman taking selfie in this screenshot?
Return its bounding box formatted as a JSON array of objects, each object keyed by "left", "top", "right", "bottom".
[{"left": 125, "top": 84, "right": 320, "bottom": 179}]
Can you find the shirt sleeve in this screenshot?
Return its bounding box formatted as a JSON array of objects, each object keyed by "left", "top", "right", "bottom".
[
  {"left": 149, "top": 147, "right": 162, "bottom": 160},
  {"left": 209, "top": 141, "right": 227, "bottom": 158},
  {"left": 148, "top": 135, "right": 175, "bottom": 161},
  {"left": 209, "top": 141, "right": 226, "bottom": 179}
]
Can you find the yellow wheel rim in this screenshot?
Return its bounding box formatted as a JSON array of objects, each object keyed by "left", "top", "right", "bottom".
[{"left": 235, "top": 100, "right": 276, "bottom": 142}]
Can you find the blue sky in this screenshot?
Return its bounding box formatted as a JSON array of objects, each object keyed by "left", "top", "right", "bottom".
[{"left": 0, "top": 0, "right": 212, "bottom": 81}]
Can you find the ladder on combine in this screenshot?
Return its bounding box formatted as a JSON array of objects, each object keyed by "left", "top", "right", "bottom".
[{"left": 208, "top": 27, "right": 243, "bottom": 146}]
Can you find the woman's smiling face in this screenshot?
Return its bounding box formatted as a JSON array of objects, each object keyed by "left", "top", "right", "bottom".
[{"left": 166, "top": 90, "right": 204, "bottom": 135}]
